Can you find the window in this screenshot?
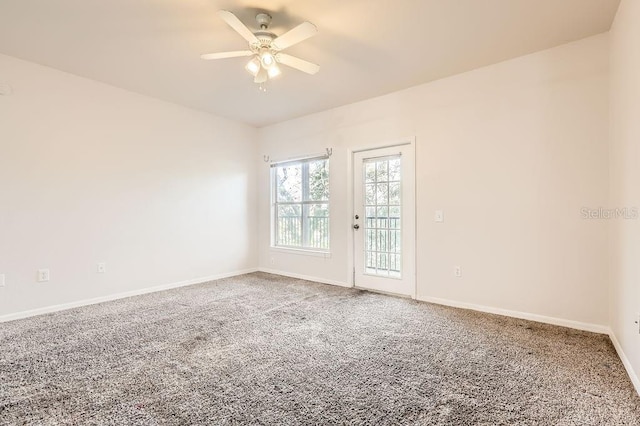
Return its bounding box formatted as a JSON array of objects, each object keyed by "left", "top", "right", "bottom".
[{"left": 272, "top": 157, "right": 329, "bottom": 251}]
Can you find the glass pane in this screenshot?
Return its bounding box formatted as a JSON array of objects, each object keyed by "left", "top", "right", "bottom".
[
  {"left": 276, "top": 164, "right": 302, "bottom": 202},
  {"left": 365, "top": 207, "right": 376, "bottom": 229},
  {"left": 376, "top": 183, "right": 388, "bottom": 204},
  {"left": 390, "top": 206, "right": 401, "bottom": 230},
  {"left": 376, "top": 160, "right": 388, "bottom": 182},
  {"left": 366, "top": 251, "right": 376, "bottom": 269},
  {"left": 377, "top": 206, "right": 388, "bottom": 229},
  {"left": 277, "top": 204, "right": 302, "bottom": 246},
  {"left": 365, "top": 184, "right": 376, "bottom": 205},
  {"left": 389, "top": 158, "right": 401, "bottom": 181},
  {"left": 361, "top": 155, "right": 402, "bottom": 278},
  {"left": 308, "top": 160, "right": 329, "bottom": 201},
  {"left": 378, "top": 217, "right": 388, "bottom": 229},
  {"left": 377, "top": 229, "right": 388, "bottom": 252},
  {"left": 365, "top": 162, "right": 376, "bottom": 183},
  {"left": 377, "top": 252, "right": 389, "bottom": 272},
  {"left": 389, "top": 183, "right": 401, "bottom": 206},
  {"left": 390, "top": 230, "right": 401, "bottom": 252},
  {"left": 366, "top": 229, "right": 376, "bottom": 251},
  {"left": 389, "top": 230, "right": 396, "bottom": 252},
  {"left": 306, "top": 204, "right": 329, "bottom": 250}
]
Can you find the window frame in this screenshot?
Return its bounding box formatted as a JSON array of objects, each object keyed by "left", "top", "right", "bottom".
[{"left": 270, "top": 156, "right": 330, "bottom": 253}]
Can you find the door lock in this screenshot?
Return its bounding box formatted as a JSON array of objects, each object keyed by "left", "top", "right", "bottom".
[{"left": 353, "top": 224, "right": 360, "bottom": 230}]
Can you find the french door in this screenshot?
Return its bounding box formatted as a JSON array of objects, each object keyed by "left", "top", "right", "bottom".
[{"left": 353, "top": 144, "right": 415, "bottom": 297}]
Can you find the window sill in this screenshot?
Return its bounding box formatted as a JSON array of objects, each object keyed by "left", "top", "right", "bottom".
[{"left": 270, "top": 246, "right": 331, "bottom": 258}]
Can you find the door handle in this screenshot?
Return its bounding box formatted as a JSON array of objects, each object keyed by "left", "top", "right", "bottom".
[{"left": 353, "top": 224, "right": 360, "bottom": 230}]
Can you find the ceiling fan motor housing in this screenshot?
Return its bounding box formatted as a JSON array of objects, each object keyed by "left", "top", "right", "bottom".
[
  {"left": 254, "top": 13, "right": 276, "bottom": 52},
  {"left": 254, "top": 31, "right": 275, "bottom": 46},
  {"left": 256, "top": 13, "right": 272, "bottom": 29}
]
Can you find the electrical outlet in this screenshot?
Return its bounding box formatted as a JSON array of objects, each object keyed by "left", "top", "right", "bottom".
[
  {"left": 37, "top": 269, "right": 50, "bottom": 282},
  {"left": 97, "top": 263, "right": 106, "bottom": 274},
  {"left": 0, "top": 274, "right": 5, "bottom": 287},
  {"left": 270, "top": 257, "right": 275, "bottom": 266},
  {"left": 454, "top": 266, "right": 462, "bottom": 277}
]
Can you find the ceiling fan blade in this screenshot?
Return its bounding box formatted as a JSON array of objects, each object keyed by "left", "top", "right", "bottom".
[
  {"left": 272, "top": 21, "right": 318, "bottom": 50},
  {"left": 276, "top": 53, "right": 320, "bottom": 75},
  {"left": 218, "top": 10, "right": 259, "bottom": 44},
  {"left": 200, "top": 50, "right": 253, "bottom": 60}
]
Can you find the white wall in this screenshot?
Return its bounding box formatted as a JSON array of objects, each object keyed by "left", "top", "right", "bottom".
[
  {"left": 258, "top": 34, "right": 610, "bottom": 329},
  {"left": 609, "top": 0, "right": 640, "bottom": 390},
  {"left": 0, "top": 54, "right": 258, "bottom": 317},
  {"left": 0, "top": 31, "right": 615, "bottom": 335}
]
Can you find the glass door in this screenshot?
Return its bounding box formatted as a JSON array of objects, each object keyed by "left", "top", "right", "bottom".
[{"left": 353, "top": 144, "right": 415, "bottom": 296}]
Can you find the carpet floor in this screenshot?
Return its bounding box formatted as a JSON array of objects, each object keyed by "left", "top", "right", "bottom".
[{"left": 0, "top": 272, "right": 639, "bottom": 425}]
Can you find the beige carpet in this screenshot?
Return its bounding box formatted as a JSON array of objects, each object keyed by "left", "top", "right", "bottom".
[{"left": 1, "top": 272, "right": 639, "bottom": 425}]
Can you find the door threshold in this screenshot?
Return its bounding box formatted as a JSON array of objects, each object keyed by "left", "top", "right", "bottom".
[{"left": 353, "top": 286, "right": 414, "bottom": 299}]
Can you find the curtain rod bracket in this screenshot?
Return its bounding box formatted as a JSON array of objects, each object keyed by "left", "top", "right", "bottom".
[
  {"left": 326, "top": 148, "right": 333, "bottom": 157},
  {"left": 263, "top": 155, "right": 270, "bottom": 163}
]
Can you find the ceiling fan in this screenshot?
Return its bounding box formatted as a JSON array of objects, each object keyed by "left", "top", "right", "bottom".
[{"left": 201, "top": 10, "right": 319, "bottom": 87}]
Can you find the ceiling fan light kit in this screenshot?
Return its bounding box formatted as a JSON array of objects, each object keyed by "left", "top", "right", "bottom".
[{"left": 201, "top": 10, "right": 319, "bottom": 90}]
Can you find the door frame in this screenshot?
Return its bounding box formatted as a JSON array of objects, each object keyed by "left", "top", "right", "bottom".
[{"left": 347, "top": 137, "right": 417, "bottom": 299}]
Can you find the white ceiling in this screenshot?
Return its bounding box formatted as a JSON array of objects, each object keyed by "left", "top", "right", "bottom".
[{"left": 0, "top": 0, "right": 620, "bottom": 127}]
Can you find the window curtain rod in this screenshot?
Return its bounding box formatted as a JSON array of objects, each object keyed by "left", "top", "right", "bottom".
[{"left": 264, "top": 148, "right": 332, "bottom": 165}]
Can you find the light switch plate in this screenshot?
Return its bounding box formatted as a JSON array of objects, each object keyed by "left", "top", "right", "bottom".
[
  {"left": 0, "top": 274, "right": 5, "bottom": 287},
  {"left": 435, "top": 210, "right": 444, "bottom": 223}
]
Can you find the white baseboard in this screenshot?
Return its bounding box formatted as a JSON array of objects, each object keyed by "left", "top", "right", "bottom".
[
  {"left": 0, "top": 268, "right": 258, "bottom": 323},
  {"left": 419, "top": 295, "right": 610, "bottom": 334},
  {"left": 609, "top": 330, "right": 640, "bottom": 396},
  {"left": 258, "top": 267, "right": 351, "bottom": 288}
]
